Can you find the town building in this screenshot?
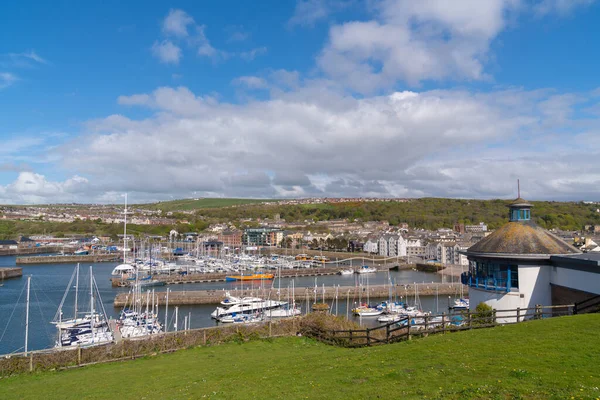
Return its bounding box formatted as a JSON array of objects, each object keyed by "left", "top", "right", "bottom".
[
  {"left": 242, "top": 228, "right": 282, "bottom": 247},
  {"left": 217, "top": 230, "right": 243, "bottom": 249}
]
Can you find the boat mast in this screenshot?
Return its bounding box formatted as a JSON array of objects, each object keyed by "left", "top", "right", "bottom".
[
  {"left": 165, "top": 288, "right": 169, "bottom": 332},
  {"left": 74, "top": 263, "right": 79, "bottom": 319},
  {"left": 90, "top": 266, "right": 95, "bottom": 344},
  {"left": 123, "top": 195, "right": 127, "bottom": 262},
  {"left": 25, "top": 276, "right": 31, "bottom": 354}
]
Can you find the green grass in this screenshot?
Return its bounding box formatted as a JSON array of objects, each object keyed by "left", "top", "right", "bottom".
[
  {"left": 1, "top": 315, "right": 599, "bottom": 399},
  {"left": 143, "top": 198, "right": 277, "bottom": 212}
]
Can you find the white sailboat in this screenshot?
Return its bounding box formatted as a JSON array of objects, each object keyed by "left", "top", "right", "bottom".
[{"left": 53, "top": 266, "right": 113, "bottom": 348}]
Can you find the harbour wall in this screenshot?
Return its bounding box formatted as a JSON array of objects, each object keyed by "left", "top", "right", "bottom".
[
  {"left": 111, "top": 264, "right": 415, "bottom": 287},
  {"left": 113, "top": 282, "right": 467, "bottom": 307},
  {"left": 16, "top": 254, "right": 121, "bottom": 265},
  {"left": 0, "top": 267, "right": 22, "bottom": 280},
  {"left": 0, "top": 246, "right": 63, "bottom": 256}
]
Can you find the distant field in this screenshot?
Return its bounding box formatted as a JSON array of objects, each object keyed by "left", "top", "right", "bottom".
[
  {"left": 1, "top": 314, "right": 598, "bottom": 399},
  {"left": 142, "top": 198, "right": 278, "bottom": 211}
]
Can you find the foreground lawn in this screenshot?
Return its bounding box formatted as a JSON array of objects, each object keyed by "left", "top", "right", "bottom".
[{"left": 1, "top": 315, "right": 599, "bottom": 399}]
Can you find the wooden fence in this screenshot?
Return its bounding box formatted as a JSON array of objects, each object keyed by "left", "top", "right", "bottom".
[{"left": 309, "top": 304, "right": 575, "bottom": 348}]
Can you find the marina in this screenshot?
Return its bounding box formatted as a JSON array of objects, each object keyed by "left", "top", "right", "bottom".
[
  {"left": 113, "top": 282, "right": 465, "bottom": 306},
  {"left": 0, "top": 254, "right": 466, "bottom": 355}
]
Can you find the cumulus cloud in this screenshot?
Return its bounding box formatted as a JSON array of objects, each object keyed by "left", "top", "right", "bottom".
[
  {"left": 162, "top": 9, "right": 195, "bottom": 37},
  {"left": 317, "top": 0, "right": 520, "bottom": 92},
  {"left": 29, "top": 84, "right": 591, "bottom": 203},
  {"left": 0, "top": 172, "right": 89, "bottom": 204},
  {"left": 151, "top": 40, "right": 182, "bottom": 64},
  {"left": 232, "top": 76, "right": 268, "bottom": 89}
]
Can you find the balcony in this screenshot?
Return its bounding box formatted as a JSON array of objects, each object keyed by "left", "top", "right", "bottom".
[{"left": 461, "top": 271, "right": 514, "bottom": 293}]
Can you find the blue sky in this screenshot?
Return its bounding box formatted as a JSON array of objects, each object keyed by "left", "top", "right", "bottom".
[{"left": 2, "top": 0, "right": 600, "bottom": 203}]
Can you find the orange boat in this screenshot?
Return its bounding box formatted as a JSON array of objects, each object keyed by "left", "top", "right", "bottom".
[{"left": 225, "top": 273, "right": 275, "bottom": 282}]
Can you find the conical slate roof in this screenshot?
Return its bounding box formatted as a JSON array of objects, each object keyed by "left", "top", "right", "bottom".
[{"left": 467, "top": 220, "right": 580, "bottom": 256}]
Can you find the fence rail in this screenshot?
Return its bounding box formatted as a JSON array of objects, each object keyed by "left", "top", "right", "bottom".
[{"left": 311, "top": 304, "right": 575, "bottom": 348}]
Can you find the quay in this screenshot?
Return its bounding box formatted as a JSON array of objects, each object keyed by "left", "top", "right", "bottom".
[
  {"left": 113, "top": 282, "right": 467, "bottom": 307},
  {"left": 0, "top": 246, "right": 63, "bottom": 256},
  {"left": 16, "top": 254, "right": 121, "bottom": 265},
  {"left": 110, "top": 264, "right": 415, "bottom": 287},
  {"left": 0, "top": 267, "right": 23, "bottom": 280}
]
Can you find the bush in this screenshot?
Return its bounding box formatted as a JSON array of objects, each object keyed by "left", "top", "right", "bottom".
[{"left": 473, "top": 302, "right": 495, "bottom": 326}]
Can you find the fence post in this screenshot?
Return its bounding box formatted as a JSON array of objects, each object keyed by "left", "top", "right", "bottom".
[
  {"left": 516, "top": 307, "right": 520, "bottom": 322},
  {"left": 349, "top": 329, "right": 353, "bottom": 346},
  {"left": 442, "top": 313, "right": 446, "bottom": 333},
  {"left": 424, "top": 314, "right": 429, "bottom": 332},
  {"left": 203, "top": 330, "right": 206, "bottom": 345},
  {"left": 77, "top": 346, "right": 82, "bottom": 365},
  {"left": 386, "top": 324, "right": 390, "bottom": 343},
  {"left": 29, "top": 353, "right": 33, "bottom": 372},
  {"left": 366, "top": 329, "right": 371, "bottom": 347},
  {"left": 407, "top": 319, "right": 411, "bottom": 340},
  {"left": 269, "top": 321, "right": 272, "bottom": 337},
  {"left": 492, "top": 309, "right": 497, "bottom": 325},
  {"left": 466, "top": 310, "right": 471, "bottom": 329},
  {"left": 535, "top": 304, "right": 541, "bottom": 319}
]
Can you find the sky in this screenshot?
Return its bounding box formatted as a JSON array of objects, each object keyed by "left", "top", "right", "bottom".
[{"left": 2, "top": 0, "right": 600, "bottom": 204}]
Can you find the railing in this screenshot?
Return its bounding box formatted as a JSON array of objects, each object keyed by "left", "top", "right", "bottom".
[
  {"left": 461, "top": 271, "right": 514, "bottom": 293},
  {"left": 324, "top": 317, "right": 410, "bottom": 347},
  {"left": 311, "top": 304, "right": 574, "bottom": 348}
]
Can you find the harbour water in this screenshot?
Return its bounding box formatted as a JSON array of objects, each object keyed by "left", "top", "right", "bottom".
[{"left": 0, "top": 255, "right": 464, "bottom": 355}]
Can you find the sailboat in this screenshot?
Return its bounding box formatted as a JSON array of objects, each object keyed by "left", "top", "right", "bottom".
[
  {"left": 52, "top": 265, "right": 113, "bottom": 348},
  {"left": 111, "top": 193, "right": 137, "bottom": 278},
  {"left": 352, "top": 271, "right": 383, "bottom": 317}
]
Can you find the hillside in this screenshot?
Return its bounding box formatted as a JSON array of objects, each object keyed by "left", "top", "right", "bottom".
[
  {"left": 1, "top": 314, "right": 598, "bottom": 399},
  {"left": 196, "top": 198, "right": 600, "bottom": 231},
  {"left": 141, "top": 198, "right": 277, "bottom": 212}
]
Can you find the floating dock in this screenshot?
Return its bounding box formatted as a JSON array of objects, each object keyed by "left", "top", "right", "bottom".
[
  {"left": 0, "top": 267, "right": 23, "bottom": 280},
  {"left": 16, "top": 254, "right": 120, "bottom": 265},
  {"left": 113, "top": 282, "right": 467, "bottom": 307}
]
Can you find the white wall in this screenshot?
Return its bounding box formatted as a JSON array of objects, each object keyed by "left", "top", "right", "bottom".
[
  {"left": 468, "top": 287, "right": 522, "bottom": 323},
  {"left": 550, "top": 267, "right": 600, "bottom": 295},
  {"left": 518, "top": 265, "right": 551, "bottom": 310}
]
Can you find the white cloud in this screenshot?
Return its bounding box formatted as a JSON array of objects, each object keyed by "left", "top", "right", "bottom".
[
  {"left": 239, "top": 47, "right": 267, "bottom": 61},
  {"left": 318, "top": 0, "right": 520, "bottom": 92},
  {"left": 0, "top": 172, "right": 89, "bottom": 204},
  {"left": 232, "top": 76, "right": 268, "bottom": 89},
  {"left": 43, "top": 84, "right": 600, "bottom": 202},
  {"left": 0, "top": 72, "right": 17, "bottom": 89},
  {"left": 162, "top": 9, "right": 195, "bottom": 37},
  {"left": 151, "top": 40, "right": 182, "bottom": 64}
]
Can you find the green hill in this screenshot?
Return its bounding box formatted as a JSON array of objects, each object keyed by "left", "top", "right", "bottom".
[
  {"left": 142, "top": 198, "right": 277, "bottom": 212},
  {"left": 1, "top": 314, "right": 598, "bottom": 399}
]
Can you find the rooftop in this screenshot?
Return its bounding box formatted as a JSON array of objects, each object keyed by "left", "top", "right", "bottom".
[{"left": 468, "top": 220, "right": 580, "bottom": 256}]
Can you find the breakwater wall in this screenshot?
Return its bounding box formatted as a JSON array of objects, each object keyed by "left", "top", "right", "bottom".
[
  {"left": 16, "top": 254, "right": 120, "bottom": 265},
  {"left": 0, "top": 267, "right": 22, "bottom": 280},
  {"left": 111, "top": 265, "right": 414, "bottom": 287},
  {"left": 0, "top": 246, "right": 63, "bottom": 256},
  {"left": 113, "top": 282, "right": 467, "bottom": 307}
]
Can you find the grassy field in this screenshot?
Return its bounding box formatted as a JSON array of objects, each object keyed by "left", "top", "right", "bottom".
[
  {"left": 1, "top": 315, "right": 599, "bottom": 399},
  {"left": 143, "top": 198, "right": 277, "bottom": 211}
]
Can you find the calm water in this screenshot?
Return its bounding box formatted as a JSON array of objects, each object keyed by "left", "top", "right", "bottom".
[{"left": 0, "top": 255, "right": 460, "bottom": 354}]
